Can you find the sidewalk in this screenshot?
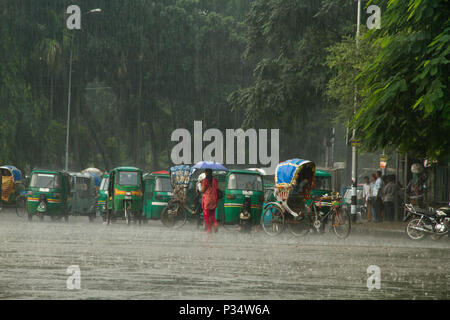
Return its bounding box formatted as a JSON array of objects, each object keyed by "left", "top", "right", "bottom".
[{"left": 352, "top": 220, "right": 405, "bottom": 237}]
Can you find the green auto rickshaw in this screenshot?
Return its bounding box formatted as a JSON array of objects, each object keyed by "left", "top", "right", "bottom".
[
  {"left": 26, "top": 169, "right": 71, "bottom": 222},
  {"left": 105, "top": 167, "right": 144, "bottom": 225},
  {"left": 216, "top": 169, "right": 264, "bottom": 232},
  {"left": 68, "top": 172, "right": 97, "bottom": 222},
  {"left": 312, "top": 169, "right": 332, "bottom": 198},
  {"left": 143, "top": 171, "right": 173, "bottom": 220},
  {"left": 97, "top": 174, "right": 109, "bottom": 221}
]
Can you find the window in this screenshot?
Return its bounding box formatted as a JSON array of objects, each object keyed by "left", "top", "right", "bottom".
[
  {"left": 30, "top": 173, "right": 60, "bottom": 188},
  {"left": 227, "top": 173, "right": 263, "bottom": 191},
  {"left": 315, "top": 176, "right": 331, "bottom": 191},
  {"left": 118, "top": 171, "right": 139, "bottom": 186},
  {"left": 100, "top": 177, "right": 109, "bottom": 191},
  {"left": 155, "top": 177, "right": 173, "bottom": 192}
]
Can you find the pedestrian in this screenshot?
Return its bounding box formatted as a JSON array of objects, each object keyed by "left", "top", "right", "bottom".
[
  {"left": 369, "top": 174, "right": 377, "bottom": 222},
  {"left": 372, "top": 171, "right": 384, "bottom": 222},
  {"left": 201, "top": 169, "right": 219, "bottom": 234},
  {"left": 383, "top": 175, "right": 396, "bottom": 222},
  {"left": 195, "top": 173, "right": 206, "bottom": 229},
  {"left": 406, "top": 163, "right": 427, "bottom": 208},
  {"left": 362, "top": 176, "right": 372, "bottom": 221}
]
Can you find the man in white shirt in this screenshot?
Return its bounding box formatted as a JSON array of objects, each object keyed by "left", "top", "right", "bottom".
[
  {"left": 362, "top": 176, "right": 372, "bottom": 221},
  {"left": 372, "top": 170, "right": 384, "bottom": 222}
]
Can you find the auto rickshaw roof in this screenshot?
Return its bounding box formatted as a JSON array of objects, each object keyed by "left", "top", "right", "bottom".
[
  {"left": 31, "top": 169, "right": 66, "bottom": 175},
  {"left": 315, "top": 169, "right": 331, "bottom": 178},
  {"left": 112, "top": 166, "right": 142, "bottom": 172},
  {"left": 228, "top": 169, "right": 262, "bottom": 176},
  {"left": 0, "top": 165, "right": 22, "bottom": 182},
  {"left": 143, "top": 172, "right": 169, "bottom": 180}
]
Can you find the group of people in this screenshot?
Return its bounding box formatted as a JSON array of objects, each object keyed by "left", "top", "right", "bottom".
[
  {"left": 361, "top": 164, "right": 428, "bottom": 223},
  {"left": 362, "top": 170, "right": 399, "bottom": 222}
]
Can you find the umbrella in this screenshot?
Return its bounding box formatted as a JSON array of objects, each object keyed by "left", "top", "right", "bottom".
[{"left": 193, "top": 161, "right": 228, "bottom": 171}]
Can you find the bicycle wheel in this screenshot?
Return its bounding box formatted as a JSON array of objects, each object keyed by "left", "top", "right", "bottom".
[
  {"left": 287, "top": 212, "right": 311, "bottom": 237},
  {"left": 260, "top": 203, "right": 285, "bottom": 236},
  {"left": 161, "top": 201, "right": 187, "bottom": 229},
  {"left": 331, "top": 207, "right": 351, "bottom": 239},
  {"left": 15, "top": 195, "right": 27, "bottom": 217}
]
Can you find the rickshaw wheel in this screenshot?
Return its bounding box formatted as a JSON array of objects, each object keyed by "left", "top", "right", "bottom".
[
  {"left": 331, "top": 207, "right": 351, "bottom": 239},
  {"left": 161, "top": 201, "right": 187, "bottom": 229},
  {"left": 15, "top": 195, "right": 27, "bottom": 217},
  {"left": 261, "top": 203, "right": 285, "bottom": 236}
]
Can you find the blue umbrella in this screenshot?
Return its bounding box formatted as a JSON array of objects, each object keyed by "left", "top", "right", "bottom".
[{"left": 193, "top": 161, "right": 228, "bottom": 171}]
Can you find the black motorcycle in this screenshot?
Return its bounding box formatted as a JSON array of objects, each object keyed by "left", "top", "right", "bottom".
[{"left": 404, "top": 203, "right": 450, "bottom": 240}]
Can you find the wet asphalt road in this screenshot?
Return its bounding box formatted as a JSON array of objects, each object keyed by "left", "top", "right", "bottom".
[{"left": 0, "top": 210, "right": 448, "bottom": 300}]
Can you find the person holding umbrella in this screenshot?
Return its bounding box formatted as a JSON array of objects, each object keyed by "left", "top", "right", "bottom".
[{"left": 201, "top": 169, "right": 219, "bottom": 234}]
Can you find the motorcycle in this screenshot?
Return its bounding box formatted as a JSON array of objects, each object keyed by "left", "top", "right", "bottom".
[{"left": 404, "top": 203, "right": 450, "bottom": 240}]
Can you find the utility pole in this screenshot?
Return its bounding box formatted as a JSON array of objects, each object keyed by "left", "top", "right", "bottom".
[
  {"left": 351, "top": 0, "right": 361, "bottom": 221},
  {"left": 64, "top": 8, "right": 101, "bottom": 172}
]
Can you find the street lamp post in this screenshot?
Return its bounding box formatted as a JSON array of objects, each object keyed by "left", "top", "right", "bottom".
[{"left": 65, "top": 8, "right": 102, "bottom": 172}]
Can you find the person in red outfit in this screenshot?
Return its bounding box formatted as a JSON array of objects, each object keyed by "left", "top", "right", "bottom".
[{"left": 201, "top": 169, "right": 219, "bottom": 234}]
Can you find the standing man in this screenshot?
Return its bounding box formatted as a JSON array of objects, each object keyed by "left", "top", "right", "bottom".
[
  {"left": 372, "top": 171, "right": 384, "bottom": 222},
  {"left": 383, "top": 175, "right": 396, "bottom": 222},
  {"left": 362, "top": 176, "right": 372, "bottom": 221}
]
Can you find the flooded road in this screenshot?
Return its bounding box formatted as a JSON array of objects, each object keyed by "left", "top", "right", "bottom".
[{"left": 0, "top": 211, "right": 448, "bottom": 300}]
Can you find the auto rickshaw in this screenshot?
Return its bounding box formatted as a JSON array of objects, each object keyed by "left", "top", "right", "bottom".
[
  {"left": 68, "top": 172, "right": 97, "bottom": 222},
  {"left": 216, "top": 169, "right": 264, "bottom": 232},
  {"left": 0, "top": 165, "right": 27, "bottom": 216},
  {"left": 26, "top": 169, "right": 71, "bottom": 222},
  {"left": 142, "top": 171, "right": 173, "bottom": 220},
  {"left": 312, "top": 169, "right": 332, "bottom": 197},
  {"left": 97, "top": 174, "right": 109, "bottom": 221},
  {"left": 105, "top": 167, "right": 144, "bottom": 225}
]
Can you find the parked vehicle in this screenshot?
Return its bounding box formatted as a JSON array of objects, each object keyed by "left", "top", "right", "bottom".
[
  {"left": 26, "top": 169, "right": 71, "bottom": 222},
  {"left": 97, "top": 174, "right": 109, "bottom": 221},
  {"left": 404, "top": 203, "right": 450, "bottom": 240},
  {"left": 0, "top": 165, "right": 27, "bottom": 217},
  {"left": 105, "top": 167, "right": 144, "bottom": 225},
  {"left": 217, "top": 169, "right": 264, "bottom": 232},
  {"left": 261, "top": 158, "right": 351, "bottom": 238},
  {"left": 68, "top": 172, "right": 97, "bottom": 222},
  {"left": 143, "top": 171, "right": 173, "bottom": 220},
  {"left": 311, "top": 169, "right": 332, "bottom": 197}
]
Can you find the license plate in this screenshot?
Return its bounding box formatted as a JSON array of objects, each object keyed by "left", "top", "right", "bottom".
[
  {"left": 125, "top": 195, "right": 132, "bottom": 200},
  {"left": 39, "top": 188, "right": 50, "bottom": 192},
  {"left": 168, "top": 192, "right": 173, "bottom": 196},
  {"left": 243, "top": 191, "right": 254, "bottom": 196}
]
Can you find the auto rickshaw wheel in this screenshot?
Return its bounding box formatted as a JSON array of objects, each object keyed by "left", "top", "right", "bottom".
[
  {"left": 63, "top": 212, "right": 69, "bottom": 223},
  {"left": 27, "top": 213, "right": 33, "bottom": 222},
  {"left": 38, "top": 213, "right": 44, "bottom": 222},
  {"left": 15, "top": 195, "right": 27, "bottom": 217},
  {"left": 88, "top": 214, "right": 96, "bottom": 223}
]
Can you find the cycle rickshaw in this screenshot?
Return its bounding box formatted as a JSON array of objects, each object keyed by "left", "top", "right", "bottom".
[
  {"left": 0, "top": 165, "right": 27, "bottom": 217},
  {"left": 261, "top": 159, "right": 351, "bottom": 238}
]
